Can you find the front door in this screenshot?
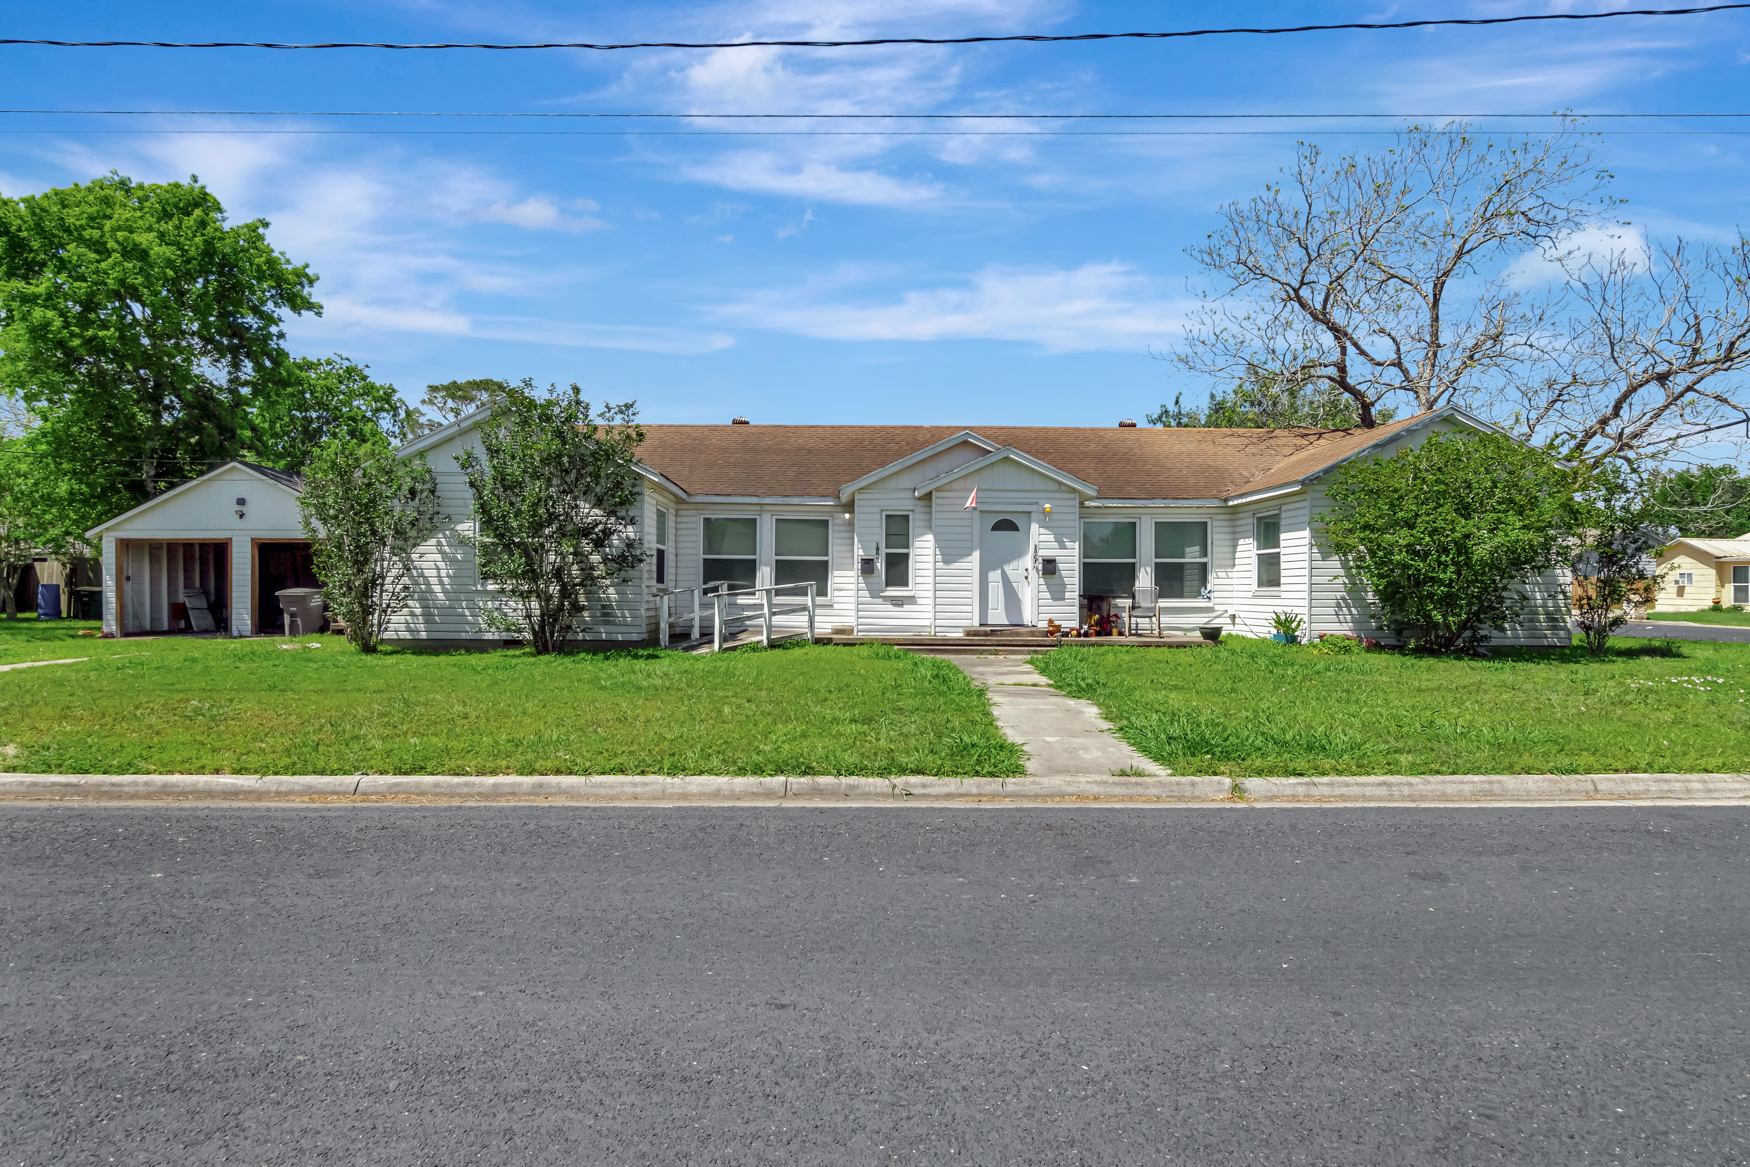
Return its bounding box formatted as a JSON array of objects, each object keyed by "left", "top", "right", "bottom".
[{"left": 980, "top": 514, "right": 1029, "bottom": 625}]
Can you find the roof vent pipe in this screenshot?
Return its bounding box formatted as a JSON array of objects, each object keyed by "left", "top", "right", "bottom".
[
  {"left": 1118, "top": 419, "right": 1137, "bottom": 428},
  {"left": 731, "top": 416, "right": 750, "bottom": 424}
]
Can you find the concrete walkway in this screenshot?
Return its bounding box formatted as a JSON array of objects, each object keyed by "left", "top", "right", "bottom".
[{"left": 936, "top": 651, "right": 1166, "bottom": 777}]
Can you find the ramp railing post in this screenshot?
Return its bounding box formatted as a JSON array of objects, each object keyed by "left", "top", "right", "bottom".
[
  {"left": 807, "top": 582, "right": 817, "bottom": 643},
  {"left": 692, "top": 586, "right": 702, "bottom": 642},
  {"left": 713, "top": 590, "right": 725, "bottom": 653},
  {"left": 762, "top": 587, "right": 774, "bottom": 647},
  {"left": 658, "top": 591, "right": 669, "bottom": 647}
]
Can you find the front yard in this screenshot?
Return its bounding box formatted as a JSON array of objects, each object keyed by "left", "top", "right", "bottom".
[
  {"left": 1033, "top": 637, "right": 1750, "bottom": 777},
  {"left": 0, "top": 624, "right": 1022, "bottom": 777}
]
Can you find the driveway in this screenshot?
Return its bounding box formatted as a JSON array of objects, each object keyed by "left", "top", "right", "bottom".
[{"left": 1614, "top": 620, "right": 1750, "bottom": 643}]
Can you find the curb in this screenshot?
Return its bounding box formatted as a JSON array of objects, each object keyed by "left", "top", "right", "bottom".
[{"left": 0, "top": 773, "right": 1746, "bottom": 804}]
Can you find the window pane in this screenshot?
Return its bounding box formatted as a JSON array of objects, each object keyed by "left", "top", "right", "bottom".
[
  {"left": 703, "top": 557, "right": 757, "bottom": 588},
  {"left": 655, "top": 547, "right": 666, "bottom": 585},
  {"left": 703, "top": 517, "right": 756, "bottom": 557},
  {"left": 655, "top": 510, "right": 667, "bottom": 546},
  {"left": 775, "top": 558, "right": 829, "bottom": 592},
  {"left": 1258, "top": 551, "right": 1282, "bottom": 588},
  {"left": 885, "top": 551, "right": 910, "bottom": 589},
  {"left": 1156, "top": 561, "right": 1206, "bottom": 599},
  {"left": 885, "top": 513, "right": 911, "bottom": 549},
  {"left": 775, "top": 517, "right": 829, "bottom": 558},
  {"left": 1082, "top": 521, "right": 1136, "bottom": 561},
  {"left": 1256, "top": 514, "right": 1281, "bottom": 552},
  {"left": 1155, "top": 521, "right": 1206, "bottom": 561},
  {"left": 1083, "top": 562, "right": 1136, "bottom": 596},
  {"left": 1735, "top": 566, "right": 1749, "bottom": 584}
]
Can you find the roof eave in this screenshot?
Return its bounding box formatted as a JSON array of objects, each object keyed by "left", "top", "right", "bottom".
[
  {"left": 912, "top": 446, "right": 1098, "bottom": 500},
  {"left": 838, "top": 430, "right": 999, "bottom": 498},
  {"left": 84, "top": 461, "right": 303, "bottom": 538}
]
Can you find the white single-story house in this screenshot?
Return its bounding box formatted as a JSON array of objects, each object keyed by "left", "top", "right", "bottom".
[
  {"left": 1651, "top": 534, "right": 1750, "bottom": 611},
  {"left": 87, "top": 405, "right": 1572, "bottom": 646}
]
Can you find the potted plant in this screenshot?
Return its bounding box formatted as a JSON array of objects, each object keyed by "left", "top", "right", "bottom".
[{"left": 1269, "top": 610, "right": 1304, "bottom": 644}]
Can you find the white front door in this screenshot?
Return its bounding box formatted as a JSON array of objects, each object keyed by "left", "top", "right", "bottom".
[
  {"left": 980, "top": 514, "right": 1029, "bottom": 625},
  {"left": 122, "top": 541, "right": 149, "bottom": 634}
]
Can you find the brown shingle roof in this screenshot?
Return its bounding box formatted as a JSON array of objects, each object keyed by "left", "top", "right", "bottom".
[{"left": 636, "top": 416, "right": 1435, "bottom": 501}]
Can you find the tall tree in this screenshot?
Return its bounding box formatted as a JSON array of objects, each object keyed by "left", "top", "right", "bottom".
[
  {"left": 0, "top": 435, "right": 70, "bottom": 618},
  {"left": 248, "top": 355, "right": 421, "bottom": 472},
  {"left": 1178, "top": 122, "right": 1603, "bottom": 428},
  {"left": 1567, "top": 463, "right": 1668, "bottom": 655},
  {"left": 418, "top": 378, "right": 506, "bottom": 429},
  {"left": 1504, "top": 235, "right": 1750, "bottom": 461},
  {"left": 1651, "top": 465, "right": 1750, "bottom": 539},
  {"left": 1150, "top": 369, "right": 1393, "bottom": 429},
  {"left": 456, "top": 382, "right": 645, "bottom": 655},
  {"left": 0, "top": 173, "right": 319, "bottom": 533},
  {"left": 297, "top": 439, "right": 442, "bottom": 653}
]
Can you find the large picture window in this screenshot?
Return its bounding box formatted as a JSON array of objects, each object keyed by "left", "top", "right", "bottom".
[
  {"left": 1255, "top": 513, "right": 1282, "bottom": 589},
  {"left": 702, "top": 517, "right": 757, "bottom": 589},
  {"left": 884, "top": 513, "right": 912, "bottom": 590},
  {"left": 1154, "top": 521, "right": 1208, "bottom": 600},
  {"left": 1082, "top": 520, "right": 1136, "bottom": 596},
  {"left": 775, "top": 518, "right": 831, "bottom": 596}
]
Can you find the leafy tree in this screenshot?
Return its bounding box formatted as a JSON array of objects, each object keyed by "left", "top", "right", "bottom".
[
  {"left": 1150, "top": 369, "right": 1395, "bottom": 429},
  {"left": 0, "top": 435, "right": 70, "bottom": 618},
  {"left": 297, "top": 439, "right": 442, "bottom": 653},
  {"left": 1567, "top": 464, "right": 1668, "bottom": 655},
  {"left": 0, "top": 173, "right": 319, "bottom": 534},
  {"left": 248, "top": 355, "right": 421, "bottom": 472},
  {"left": 455, "top": 382, "right": 645, "bottom": 655},
  {"left": 419, "top": 378, "right": 506, "bottom": 429},
  {"left": 1318, "top": 429, "right": 1571, "bottom": 653},
  {"left": 1650, "top": 464, "right": 1750, "bottom": 539}
]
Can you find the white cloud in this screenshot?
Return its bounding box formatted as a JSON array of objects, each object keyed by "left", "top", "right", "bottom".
[
  {"left": 717, "top": 261, "right": 1192, "bottom": 352},
  {"left": 472, "top": 196, "right": 606, "bottom": 233},
  {"left": 682, "top": 149, "right": 948, "bottom": 206},
  {"left": 1507, "top": 223, "right": 1650, "bottom": 286}
]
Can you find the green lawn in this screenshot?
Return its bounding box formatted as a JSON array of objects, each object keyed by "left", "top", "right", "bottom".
[
  {"left": 0, "top": 629, "right": 1022, "bottom": 777},
  {"left": 1646, "top": 609, "right": 1750, "bottom": 626},
  {"left": 1033, "top": 638, "right": 1750, "bottom": 777}
]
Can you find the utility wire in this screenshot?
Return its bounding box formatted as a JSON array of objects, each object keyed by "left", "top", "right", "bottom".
[
  {"left": 4, "top": 128, "right": 1748, "bottom": 137},
  {"left": 2, "top": 5, "right": 1746, "bottom": 50},
  {"left": 4, "top": 110, "right": 1750, "bottom": 119}
]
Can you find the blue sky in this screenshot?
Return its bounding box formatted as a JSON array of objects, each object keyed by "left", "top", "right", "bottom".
[{"left": 2, "top": 1, "right": 1749, "bottom": 427}]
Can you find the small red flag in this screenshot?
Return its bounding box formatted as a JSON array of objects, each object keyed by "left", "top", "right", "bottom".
[{"left": 964, "top": 487, "right": 977, "bottom": 509}]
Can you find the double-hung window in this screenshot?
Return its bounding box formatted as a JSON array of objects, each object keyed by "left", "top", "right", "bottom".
[
  {"left": 884, "top": 513, "right": 912, "bottom": 590},
  {"left": 1154, "top": 521, "right": 1208, "bottom": 600},
  {"left": 702, "top": 517, "right": 757, "bottom": 589},
  {"left": 775, "top": 518, "right": 831, "bottom": 596},
  {"left": 654, "top": 508, "right": 669, "bottom": 586},
  {"left": 1734, "top": 565, "right": 1748, "bottom": 605},
  {"left": 1676, "top": 570, "right": 1695, "bottom": 588},
  {"left": 1255, "top": 513, "right": 1282, "bottom": 589},
  {"left": 1082, "top": 520, "right": 1137, "bottom": 596}
]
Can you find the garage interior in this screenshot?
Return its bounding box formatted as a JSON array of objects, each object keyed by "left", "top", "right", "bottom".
[
  {"left": 254, "top": 540, "right": 320, "bottom": 635},
  {"left": 119, "top": 541, "right": 229, "bottom": 635}
]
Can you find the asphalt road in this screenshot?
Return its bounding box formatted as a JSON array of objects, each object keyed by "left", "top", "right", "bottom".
[
  {"left": 4, "top": 807, "right": 1747, "bottom": 1166},
  {"left": 1617, "top": 620, "right": 1750, "bottom": 643}
]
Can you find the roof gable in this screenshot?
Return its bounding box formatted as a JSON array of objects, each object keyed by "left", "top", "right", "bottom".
[
  {"left": 912, "top": 446, "right": 1098, "bottom": 498},
  {"left": 85, "top": 461, "right": 303, "bottom": 537}
]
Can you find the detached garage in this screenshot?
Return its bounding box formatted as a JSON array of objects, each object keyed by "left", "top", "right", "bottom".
[{"left": 86, "top": 461, "right": 313, "bottom": 638}]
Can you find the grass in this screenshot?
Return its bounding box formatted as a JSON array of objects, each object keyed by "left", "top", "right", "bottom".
[
  {"left": 0, "top": 626, "right": 1022, "bottom": 777},
  {"left": 1032, "top": 637, "right": 1750, "bottom": 777},
  {"left": 1645, "top": 609, "right": 1750, "bottom": 627}
]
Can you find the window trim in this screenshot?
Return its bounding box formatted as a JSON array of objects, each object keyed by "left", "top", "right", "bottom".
[
  {"left": 1080, "top": 517, "right": 1138, "bottom": 598},
  {"left": 774, "top": 515, "right": 832, "bottom": 599},
  {"left": 1254, "top": 511, "right": 1283, "bottom": 590},
  {"left": 881, "top": 510, "right": 914, "bottom": 594},
  {"left": 653, "top": 506, "right": 670, "bottom": 587},
  {"left": 701, "top": 514, "right": 759, "bottom": 591},
  {"left": 1676, "top": 570, "right": 1694, "bottom": 588},
  {"left": 1734, "top": 565, "right": 1748, "bottom": 605},
  {"left": 1152, "top": 518, "right": 1210, "bottom": 603}
]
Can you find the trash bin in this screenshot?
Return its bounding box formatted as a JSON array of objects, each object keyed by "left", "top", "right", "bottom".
[
  {"left": 71, "top": 587, "right": 101, "bottom": 620},
  {"left": 274, "top": 588, "right": 325, "bottom": 636},
  {"left": 35, "top": 583, "right": 60, "bottom": 620}
]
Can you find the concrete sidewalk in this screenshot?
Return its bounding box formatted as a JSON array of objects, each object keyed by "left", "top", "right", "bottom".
[
  {"left": 932, "top": 651, "right": 1165, "bottom": 777},
  {"left": 2, "top": 772, "right": 1746, "bottom": 804}
]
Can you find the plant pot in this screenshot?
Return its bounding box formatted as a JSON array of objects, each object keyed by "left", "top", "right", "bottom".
[
  {"left": 1269, "top": 632, "right": 1299, "bottom": 644},
  {"left": 1198, "top": 625, "right": 1223, "bottom": 643}
]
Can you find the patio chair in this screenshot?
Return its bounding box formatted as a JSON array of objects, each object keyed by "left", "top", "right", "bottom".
[{"left": 1129, "top": 586, "right": 1161, "bottom": 637}]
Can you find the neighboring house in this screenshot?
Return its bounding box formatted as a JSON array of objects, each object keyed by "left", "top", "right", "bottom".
[
  {"left": 388, "top": 404, "right": 1571, "bottom": 647},
  {"left": 1651, "top": 535, "right": 1750, "bottom": 611},
  {"left": 86, "top": 461, "right": 310, "bottom": 637}
]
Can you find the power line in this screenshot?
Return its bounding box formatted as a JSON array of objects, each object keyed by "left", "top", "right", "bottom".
[
  {"left": 5, "top": 109, "right": 1750, "bottom": 119},
  {"left": 2, "top": 5, "right": 1746, "bottom": 51},
  {"left": 4, "top": 128, "right": 1749, "bottom": 138}
]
